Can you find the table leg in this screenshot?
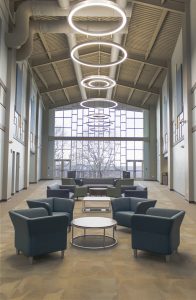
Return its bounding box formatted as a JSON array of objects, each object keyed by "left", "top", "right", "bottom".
[
  {"left": 72, "top": 226, "right": 74, "bottom": 243},
  {"left": 113, "top": 226, "right": 115, "bottom": 239},
  {"left": 84, "top": 228, "right": 86, "bottom": 237},
  {"left": 103, "top": 228, "right": 106, "bottom": 248}
]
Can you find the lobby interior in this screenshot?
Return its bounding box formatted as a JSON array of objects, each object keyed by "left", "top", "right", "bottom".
[{"left": 0, "top": 0, "right": 196, "bottom": 299}]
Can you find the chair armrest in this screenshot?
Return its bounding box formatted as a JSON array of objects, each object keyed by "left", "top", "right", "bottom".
[
  {"left": 131, "top": 214, "right": 173, "bottom": 234},
  {"left": 27, "top": 215, "right": 69, "bottom": 235},
  {"left": 53, "top": 198, "right": 75, "bottom": 213},
  {"left": 27, "top": 200, "right": 52, "bottom": 215},
  {"left": 135, "top": 200, "right": 156, "bottom": 214}
]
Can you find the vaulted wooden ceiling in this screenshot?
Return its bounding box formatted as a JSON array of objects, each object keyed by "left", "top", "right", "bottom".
[{"left": 14, "top": 0, "right": 185, "bottom": 109}]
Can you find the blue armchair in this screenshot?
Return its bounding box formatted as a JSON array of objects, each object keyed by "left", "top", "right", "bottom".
[
  {"left": 47, "top": 184, "right": 74, "bottom": 199},
  {"left": 131, "top": 208, "right": 185, "bottom": 261},
  {"left": 123, "top": 185, "right": 148, "bottom": 198},
  {"left": 111, "top": 197, "right": 157, "bottom": 228},
  {"left": 27, "top": 197, "right": 75, "bottom": 228},
  {"left": 9, "top": 208, "right": 68, "bottom": 264}
]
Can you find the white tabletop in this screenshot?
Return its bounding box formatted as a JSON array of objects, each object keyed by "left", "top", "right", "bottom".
[
  {"left": 72, "top": 217, "right": 117, "bottom": 228},
  {"left": 83, "top": 196, "right": 110, "bottom": 201}
]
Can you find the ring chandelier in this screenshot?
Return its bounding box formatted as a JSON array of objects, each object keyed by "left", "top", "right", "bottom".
[
  {"left": 71, "top": 41, "right": 127, "bottom": 68},
  {"left": 80, "top": 98, "right": 118, "bottom": 109},
  {"left": 85, "top": 120, "right": 113, "bottom": 127},
  {"left": 87, "top": 113, "right": 111, "bottom": 120},
  {"left": 89, "top": 127, "right": 109, "bottom": 132},
  {"left": 81, "top": 75, "right": 116, "bottom": 90},
  {"left": 68, "top": 0, "right": 127, "bottom": 37}
]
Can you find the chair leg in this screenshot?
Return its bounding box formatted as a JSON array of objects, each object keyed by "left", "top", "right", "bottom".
[
  {"left": 16, "top": 249, "right": 20, "bottom": 255},
  {"left": 61, "top": 250, "right": 65, "bottom": 259},
  {"left": 165, "top": 255, "right": 171, "bottom": 262},
  {"left": 68, "top": 225, "right": 71, "bottom": 232},
  {"left": 133, "top": 249, "right": 138, "bottom": 258},
  {"left": 29, "top": 257, "right": 34, "bottom": 264}
]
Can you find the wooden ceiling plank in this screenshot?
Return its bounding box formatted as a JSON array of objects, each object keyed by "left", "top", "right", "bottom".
[
  {"left": 128, "top": 0, "right": 185, "bottom": 14},
  {"left": 145, "top": 10, "right": 168, "bottom": 60},
  {"left": 117, "top": 80, "right": 160, "bottom": 95},
  {"left": 40, "top": 81, "right": 78, "bottom": 94}
]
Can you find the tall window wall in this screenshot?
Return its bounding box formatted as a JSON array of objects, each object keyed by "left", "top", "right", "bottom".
[{"left": 53, "top": 108, "right": 144, "bottom": 178}]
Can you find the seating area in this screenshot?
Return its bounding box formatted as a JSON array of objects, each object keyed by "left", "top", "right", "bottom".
[{"left": 7, "top": 180, "right": 187, "bottom": 265}]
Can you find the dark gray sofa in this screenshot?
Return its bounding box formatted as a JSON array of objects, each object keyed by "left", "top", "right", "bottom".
[
  {"left": 123, "top": 185, "right": 148, "bottom": 198},
  {"left": 47, "top": 184, "right": 74, "bottom": 199}
]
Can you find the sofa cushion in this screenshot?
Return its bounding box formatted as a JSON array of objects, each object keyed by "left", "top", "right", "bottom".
[
  {"left": 82, "top": 178, "right": 114, "bottom": 185},
  {"left": 47, "top": 184, "right": 59, "bottom": 190}
]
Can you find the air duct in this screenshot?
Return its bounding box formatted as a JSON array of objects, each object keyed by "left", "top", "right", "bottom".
[
  {"left": 6, "top": 1, "right": 70, "bottom": 49},
  {"left": 16, "top": 20, "right": 74, "bottom": 61},
  {"left": 107, "top": 0, "right": 132, "bottom": 99},
  {"left": 6, "top": 0, "right": 130, "bottom": 49},
  {"left": 58, "top": 0, "right": 70, "bottom": 9}
]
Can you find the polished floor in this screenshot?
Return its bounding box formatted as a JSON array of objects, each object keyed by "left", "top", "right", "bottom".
[{"left": 0, "top": 180, "right": 196, "bottom": 300}]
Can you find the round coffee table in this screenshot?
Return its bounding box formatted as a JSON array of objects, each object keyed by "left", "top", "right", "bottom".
[{"left": 71, "top": 217, "right": 117, "bottom": 249}]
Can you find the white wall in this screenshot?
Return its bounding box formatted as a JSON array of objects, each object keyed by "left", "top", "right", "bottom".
[
  {"left": 0, "top": 1, "right": 43, "bottom": 200},
  {"left": 171, "top": 30, "right": 185, "bottom": 195},
  {"left": 190, "top": 0, "right": 196, "bottom": 202},
  {"left": 0, "top": 1, "right": 8, "bottom": 199}
]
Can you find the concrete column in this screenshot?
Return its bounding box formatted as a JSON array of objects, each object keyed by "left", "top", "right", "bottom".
[
  {"left": 167, "top": 63, "right": 173, "bottom": 190},
  {"left": 2, "top": 49, "right": 16, "bottom": 200},
  {"left": 41, "top": 106, "right": 50, "bottom": 179},
  {"left": 34, "top": 92, "right": 40, "bottom": 182},
  {"left": 24, "top": 70, "right": 31, "bottom": 189},
  {"left": 182, "top": 0, "right": 194, "bottom": 202}
]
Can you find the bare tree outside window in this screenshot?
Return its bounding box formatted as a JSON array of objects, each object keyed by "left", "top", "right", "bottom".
[{"left": 71, "top": 141, "right": 118, "bottom": 178}]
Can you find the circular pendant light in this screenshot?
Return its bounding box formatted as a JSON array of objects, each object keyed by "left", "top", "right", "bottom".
[
  {"left": 71, "top": 41, "right": 127, "bottom": 68},
  {"left": 81, "top": 75, "right": 116, "bottom": 90},
  {"left": 68, "top": 0, "right": 127, "bottom": 37},
  {"left": 87, "top": 113, "right": 111, "bottom": 120},
  {"left": 89, "top": 127, "right": 109, "bottom": 133},
  {"left": 80, "top": 98, "right": 118, "bottom": 109},
  {"left": 85, "top": 120, "right": 113, "bottom": 127}
]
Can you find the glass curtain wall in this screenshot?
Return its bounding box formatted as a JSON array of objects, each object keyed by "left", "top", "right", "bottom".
[{"left": 54, "top": 108, "right": 144, "bottom": 178}]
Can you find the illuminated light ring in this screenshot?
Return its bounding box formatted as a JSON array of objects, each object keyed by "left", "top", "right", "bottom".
[
  {"left": 68, "top": 0, "right": 127, "bottom": 37},
  {"left": 85, "top": 121, "right": 113, "bottom": 127},
  {"left": 88, "top": 79, "right": 109, "bottom": 88},
  {"left": 87, "top": 113, "right": 111, "bottom": 120},
  {"left": 89, "top": 127, "right": 109, "bottom": 132},
  {"left": 71, "top": 41, "right": 127, "bottom": 68},
  {"left": 81, "top": 75, "right": 116, "bottom": 90},
  {"left": 80, "top": 98, "right": 118, "bottom": 109}
]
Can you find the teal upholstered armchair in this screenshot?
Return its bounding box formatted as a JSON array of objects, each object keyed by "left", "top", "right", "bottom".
[
  {"left": 9, "top": 208, "right": 68, "bottom": 264},
  {"left": 131, "top": 208, "right": 185, "bottom": 261},
  {"left": 111, "top": 197, "right": 157, "bottom": 228},
  {"left": 27, "top": 197, "right": 75, "bottom": 228}
]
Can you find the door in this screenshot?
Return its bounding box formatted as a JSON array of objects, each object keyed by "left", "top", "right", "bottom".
[
  {"left": 15, "top": 152, "right": 20, "bottom": 192},
  {"left": 126, "top": 160, "right": 143, "bottom": 179},
  {"left": 11, "top": 151, "right": 16, "bottom": 195},
  {"left": 54, "top": 159, "right": 71, "bottom": 178}
]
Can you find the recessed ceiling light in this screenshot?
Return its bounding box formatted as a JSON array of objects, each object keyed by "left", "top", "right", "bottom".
[
  {"left": 81, "top": 75, "right": 116, "bottom": 90},
  {"left": 71, "top": 41, "right": 127, "bottom": 68},
  {"left": 80, "top": 98, "right": 118, "bottom": 109},
  {"left": 68, "top": 0, "right": 127, "bottom": 36}
]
